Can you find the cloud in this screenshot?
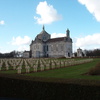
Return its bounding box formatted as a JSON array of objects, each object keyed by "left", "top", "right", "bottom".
[
  {"left": 51, "top": 33, "right": 66, "bottom": 38},
  {"left": 17, "top": 45, "right": 30, "bottom": 51},
  {"left": 11, "top": 36, "right": 31, "bottom": 46},
  {"left": 34, "top": 1, "right": 62, "bottom": 24},
  {"left": 0, "top": 20, "right": 5, "bottom": 25},
  {"left": 78, "top": 0, "right": 100, "bottom": 22},
  {"left": 9, "top": 36, "right": 31, "bottom": 51},
  {"left": 74, "top": 33, "right": 100, "bottom": 50}
]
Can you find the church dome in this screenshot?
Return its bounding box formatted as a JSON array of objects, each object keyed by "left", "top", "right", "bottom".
[
  {"left": 36, "top": 25, "right": 51, "bottom": 42},
  {"left": 39, "top": 30, "right": 49, "bottom": 35},
  {"left": 38, "top": 25, "right": 49, "bottom": 35}
]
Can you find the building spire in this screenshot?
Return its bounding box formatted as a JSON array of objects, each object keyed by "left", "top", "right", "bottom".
[
  {"left": 43, "top": 25, "right": 45, "bottom": 30},
  {"left": 66, "top": 28, "right": 70, "bottom": 37}
]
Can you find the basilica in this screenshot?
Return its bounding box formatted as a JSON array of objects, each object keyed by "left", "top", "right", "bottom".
[{"left": 28, "top": 26, "right": 73, "bottom": 58}]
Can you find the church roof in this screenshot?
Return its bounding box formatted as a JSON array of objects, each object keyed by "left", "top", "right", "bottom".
[
  {"left": 32, "top": 39, "right": 44, "bottom": 44},
  {"left": 47, "top": 37, "right": 72, "bottom": 43},
  {"left": 35, "top": 25, "right": 50, "bottom": 42},
  {"left": 30, "top": 26, "right": 72, "bottom": 46},
  {"left": 39, "top": 30, "right": 49, "bottom": 35},
  {"left": 47, "top": 37, "right": 65, "bottom": 42},
  {"left": 38, "top": 25, "right": 50, "bottom": 35}
]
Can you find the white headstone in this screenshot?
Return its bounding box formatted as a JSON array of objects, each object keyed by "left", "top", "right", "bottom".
[
  {"left": 33, "top": 65, "right": 38, "bottom": 72},
  {"left": 17, "top": 66, "right": 22, "bottom": 74}
]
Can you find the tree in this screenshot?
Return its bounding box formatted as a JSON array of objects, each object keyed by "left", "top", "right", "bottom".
[{"left": 0, "top": 50, "right": 23, "bottom": 58}]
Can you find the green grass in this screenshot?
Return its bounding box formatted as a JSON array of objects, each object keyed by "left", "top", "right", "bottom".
[
  {"left": 25, "top": 58, "right": 100, "bottom": 80},
  {"left": 0, "top": 58, "right": 100, "bottom": 81}
]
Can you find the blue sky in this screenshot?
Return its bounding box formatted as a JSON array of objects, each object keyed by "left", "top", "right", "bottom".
[{"left": 0, "top": 0, "right": 100, "bottom": 53}]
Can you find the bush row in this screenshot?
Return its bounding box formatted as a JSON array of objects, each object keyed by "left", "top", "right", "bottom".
[
  {"left": 0, "top": 74, "right": 100, "bottom": 100},
  {"left": 88, "top": 62, "right": 100, "bottom": 75}
]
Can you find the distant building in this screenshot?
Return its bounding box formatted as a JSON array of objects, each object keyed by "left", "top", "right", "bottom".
[
  {"left": 23, "top": 51, "right": 30, "bottom": 58},
  {"left": 30, "top": 26, "right": 73, "bottom": 58},
  {"left": 77, "top": 48, "right": 83, "bottom": 57}
]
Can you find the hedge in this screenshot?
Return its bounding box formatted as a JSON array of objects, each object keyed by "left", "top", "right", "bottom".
[{"left": 0, "top": 74, "right": 100, "bottom": 100}]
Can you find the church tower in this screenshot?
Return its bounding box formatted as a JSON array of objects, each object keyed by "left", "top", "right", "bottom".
[{"left": 66, "top": 29, "right": 70, "bottom": 38}]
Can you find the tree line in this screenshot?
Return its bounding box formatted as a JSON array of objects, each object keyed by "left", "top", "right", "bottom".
[
  {"left": 85, "top": 49, "right": 100, "bottom": 57},
  {"left": 74, "top": 49, "right": 100, "bottom": 57},
  {"left": 0, "top": 51, "right": 23, "bottom": 58}
]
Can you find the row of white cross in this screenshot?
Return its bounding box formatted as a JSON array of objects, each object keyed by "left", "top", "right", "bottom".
[{"left": 0, "top": 58, "right": 93, "bottom": 74}]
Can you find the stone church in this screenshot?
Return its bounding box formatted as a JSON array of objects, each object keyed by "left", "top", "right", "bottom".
[{"left": 29, "top": 26, "right": 73, "bottom": 58}]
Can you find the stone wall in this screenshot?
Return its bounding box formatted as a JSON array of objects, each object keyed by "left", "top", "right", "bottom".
[
  {"left": 31, "top": 43, "right": 44, "bottom": 58},
  {"left": 30, "top": 40, "right": 72, "bottom": 58},
  {"left": 47, "top": 41, "right": 72, "bottom": 58}
]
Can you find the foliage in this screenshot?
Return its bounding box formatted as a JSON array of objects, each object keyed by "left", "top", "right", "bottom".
[
  {"left": 0, "top": 51, "right": 23, "bottom": 58},
  {"left": 88, "top": 62, "right": 100, "bottom": 75},
  {"left": 85, "top": 49, "right": 100, "bottom": 57},
  {"left": 0, "top": 74, "right": 100, "bottom": 100}
]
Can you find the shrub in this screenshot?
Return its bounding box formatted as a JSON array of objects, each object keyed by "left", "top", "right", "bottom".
[{"left": 88, "top": 62, "right": 100, "bottom": 75}]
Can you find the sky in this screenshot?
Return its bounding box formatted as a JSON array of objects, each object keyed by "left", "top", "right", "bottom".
[{"left": 0, "top": 0, "right": 100, "bottom": 53}]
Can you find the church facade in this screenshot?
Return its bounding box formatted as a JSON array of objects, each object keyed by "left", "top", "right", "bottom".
[{"left": 30, "top": 26, "right": 73, "bottom": 58}]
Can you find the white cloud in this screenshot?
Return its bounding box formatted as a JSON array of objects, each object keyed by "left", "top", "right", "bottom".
[
  {"left": 34, "top": 1, "right": 62, "bottom": 24},
  {"left": 0, "top": 20, "right": 5, "bottom": 25},
  {"left": 11, "top": 36, "right": 31, "bottom": 46},
  {"left": 17, "top": 45, "right": 30, "bottom": 51},
  {"left": 51, "top": 33, "right": 66, "bottom": 38},
  {"left": 74, "top": 33, "right": 100, "bottom": 50},
  {"left": 8, "top": 36, "right": 31, "bottom": 51},
  {"left": 78, "top": 0, "right": 100, "bottom": 22}
]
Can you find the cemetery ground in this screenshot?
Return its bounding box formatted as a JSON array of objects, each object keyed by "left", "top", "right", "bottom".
[
  {"left": 0, "top": 58, "right": 100, "bottom": 100},
  {"left": 26, "top": 59, "right": 100, "bottom": 81},
  {"left": 0, "top": 58, "right": 100, "bottom": 81}
]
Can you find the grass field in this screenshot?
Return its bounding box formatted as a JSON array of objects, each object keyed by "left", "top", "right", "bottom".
[
  {"left": 0, "top": 58, "right": 100, "bottom": 81},
  {"left": 24, "top": 58, "right": 100, "bottom": 80}
]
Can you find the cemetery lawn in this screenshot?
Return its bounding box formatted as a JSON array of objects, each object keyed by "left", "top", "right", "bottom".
[
  {"left": 0, "top": 58, "right": 100, "bottom": 81},
  {"left": 25, "top": 58, "right": 100, "bottom": 80}
]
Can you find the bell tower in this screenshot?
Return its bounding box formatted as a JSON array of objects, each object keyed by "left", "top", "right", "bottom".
[{"left": 66, "top": 28, "right": 70, "bottom": 38}]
